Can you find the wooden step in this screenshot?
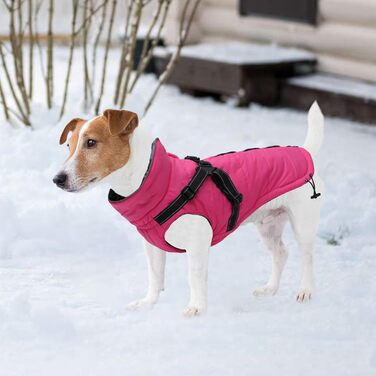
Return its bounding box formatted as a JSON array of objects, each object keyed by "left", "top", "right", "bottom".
[
  {"left": 280, "top": 74, "right": 376, "bottom": 125},
  {"left": 154, "top": 42, "right": 316, "bottom": 106}
]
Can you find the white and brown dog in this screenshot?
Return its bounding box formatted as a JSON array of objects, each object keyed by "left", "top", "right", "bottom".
[{"left": 53, "top": 103, "right": 324, "bottom": 316}]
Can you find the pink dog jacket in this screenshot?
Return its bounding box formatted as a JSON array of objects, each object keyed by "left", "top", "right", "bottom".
[{"left": 109, "top": 139, "right": 316, "bottom": 253}]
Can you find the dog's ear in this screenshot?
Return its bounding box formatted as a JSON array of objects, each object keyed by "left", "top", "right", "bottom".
[
  {"left": 103, "top": 109, "right": 138, "bottom": 136},
  {"left": 59, "top": 118, "right": 85, "bottom": 145}
]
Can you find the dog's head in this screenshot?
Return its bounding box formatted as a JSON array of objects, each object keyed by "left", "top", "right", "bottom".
[{"left": 53, "top": 109, "right": 138, "bottom": 192}]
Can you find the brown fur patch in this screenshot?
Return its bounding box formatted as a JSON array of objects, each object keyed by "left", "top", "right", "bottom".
[
  {"left": 103, "top": 109, "right": 138, "bottom": 136},
  {"left": 59, "top": 118, "right": 86, "bottom": 145},
  {"left": 64, "top": 113, "right": 138, "bottom": 188}
]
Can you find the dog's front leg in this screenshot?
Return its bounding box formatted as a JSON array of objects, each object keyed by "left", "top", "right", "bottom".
[
  {"left": 184, "top": 239, "right": 210, "bottom": 317},
  {"left": 165, "top": 215, "right": 213, "bottom": 317},
  {"left": 126, "top": 240, "right": 166, "bottom": 311}
]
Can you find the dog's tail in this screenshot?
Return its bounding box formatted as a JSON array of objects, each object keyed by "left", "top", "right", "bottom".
[{"left": 303, "top": 101, "right": 324, "bottom": 157}]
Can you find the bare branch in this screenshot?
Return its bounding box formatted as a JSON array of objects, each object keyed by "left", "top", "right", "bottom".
[
  {"left": 34, "top": 0, "right": 46, "bottom": 82},
  {"left": 74, "top": 0, "right": 107, "bottom": 36},
  {"left": 0, "top": 98, "right": 26, "bottom": 122},
  {"left": 138, "top": 0, "right": 164, "bottom": 65},
  {"left": 91, "top": 0, "right": 108, "bottom": 93},
  {"left": 46, "top": 0, "right": 54, "bottom": 108},
  {"left": 0, "top": 42, "right": 30, "bottom": 125},
  {"left": 82, "top": 0, "right": 93, "bottom": 109},
  {"left": 17, "top": 0, "right": 24, "bottom": 73},
  {"left": 118, "top": 0, "right": 143, "bottom": 108},
  {"left": 129, "top": 0, "right": 171, "bottom": 93},
  {"left": 59, "top": 0, "right": 80, "bottom": 120},
  {"left": 143, "top": 0, "right": 201, "bottom": 116},
  {"left": 8, "top": 0, "right": 30, "bottom": 114},
  {"left": 27, "top": 0, "right": 34, "bottom": 99},
  {"left": 2, "top": 0, "right": 11, "bottom": 11},
  {"left": 0, "top": 76, "right": 10, "bottom": 120},
  {"left": 113, "top": 0, "right": 134, "bottom": 104},
  {"left": 94, "top": 0, "right": 117, "bottom": 114}
]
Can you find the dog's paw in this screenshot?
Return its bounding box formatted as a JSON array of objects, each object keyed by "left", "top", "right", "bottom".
[
  {"left": 253, "top": 285, "right": 278, "bottom": 297},
  {"left": 296, "top": 289, "right": 312, "bottom": 303},
  {"left": 126, "top": 298, "right": 155, "bottom": 312},
  {"left": 183, "top": 306, "right": 206, "bottom": 317}
]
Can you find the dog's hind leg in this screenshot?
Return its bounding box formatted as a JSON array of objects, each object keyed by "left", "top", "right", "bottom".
[
  {"left": 253, "top": 210, "right": 289, "bottom": 297},
  {"left": 287, "top": 184, "right": 323, "bottom": 303}
]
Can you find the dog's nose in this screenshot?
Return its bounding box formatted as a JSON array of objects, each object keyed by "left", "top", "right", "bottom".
[{"left": 53, "top": 173, "right": 67, "bottom": 188}]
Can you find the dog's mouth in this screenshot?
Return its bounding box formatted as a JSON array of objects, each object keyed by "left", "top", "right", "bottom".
[{"left": 61, "top": 177, "right": 99, "bottom": 193}]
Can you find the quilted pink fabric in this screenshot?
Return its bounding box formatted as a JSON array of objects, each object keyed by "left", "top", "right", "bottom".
[{"left": 109, "top": 139, "right": 315, "bottom": 253}]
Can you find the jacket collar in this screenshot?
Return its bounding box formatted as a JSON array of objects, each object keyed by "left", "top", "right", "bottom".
[{"left": 108, "top": 139, "right": 172, "bottom": 226}]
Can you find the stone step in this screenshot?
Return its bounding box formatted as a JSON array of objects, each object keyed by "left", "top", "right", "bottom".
[{"left": 280, "top": 73, "right": 376, "bottom": 125}]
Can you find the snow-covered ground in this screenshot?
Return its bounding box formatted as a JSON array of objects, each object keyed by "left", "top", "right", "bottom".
[{"left": 0, "top": 47, "right": 376, "bottom": 376}]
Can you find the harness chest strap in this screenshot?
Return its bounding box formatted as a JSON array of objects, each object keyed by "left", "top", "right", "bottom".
[{"left": 154, "top": 156, "right": 243, "bottom": 231}]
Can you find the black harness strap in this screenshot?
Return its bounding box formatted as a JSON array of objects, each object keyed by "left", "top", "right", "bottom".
[
  {"left": 154, "top": 157, "right": 213, "bottom": 225},
  {"left": 210, "top": 167, "right": 243, "bottom": 231},
  {"left": 154, "top": 156, "right": 243, "bottom": 231}
]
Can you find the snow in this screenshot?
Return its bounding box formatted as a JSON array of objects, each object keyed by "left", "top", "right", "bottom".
[
  {"left": 1, "top": 47, "right": 376, "bottom": 376},
  {"left": 154, "top": 41, "right": 316, "bottom": 65},
  {"left": 289, "top": 73, "right": 376, "bottom": 101}
]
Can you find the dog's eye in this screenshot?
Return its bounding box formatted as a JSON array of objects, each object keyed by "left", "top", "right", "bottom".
[
  {"left": 67, "top": 143, "right": 70, "bottom": 148},
  {"left": 86, "top": 139, "right": 97, "bottom": 148}
]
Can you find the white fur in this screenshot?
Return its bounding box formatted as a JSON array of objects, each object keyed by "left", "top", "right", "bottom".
[
  {"left": 106, "top": 126, "right": 153, "bottom": 197},
  {"left": 107, "top": 103, "right": 324, "bottom": 316},
  {"left": 303, "top": 101, "right": 324, "bottom": 156},
  {"left": 165, "top": 215, "right": 212, "bottom": 316}
]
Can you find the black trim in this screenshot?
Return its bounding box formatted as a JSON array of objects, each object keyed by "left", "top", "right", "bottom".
[
  {"left": 215, "top": 145, "right": 299, "bottom": 157},
  {"left": 215, "top": 145, "right": 282, "bottom": 157},
  {"left": 109, "top": 189, "right": 126, "bottom": 201},
  {"left": 242, "top": 147, "right": 260, "bottom": 152}
]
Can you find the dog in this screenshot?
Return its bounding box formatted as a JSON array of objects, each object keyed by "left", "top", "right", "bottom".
[{"left": 53, "top": 103, "right": 324, "bottom": 317}]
